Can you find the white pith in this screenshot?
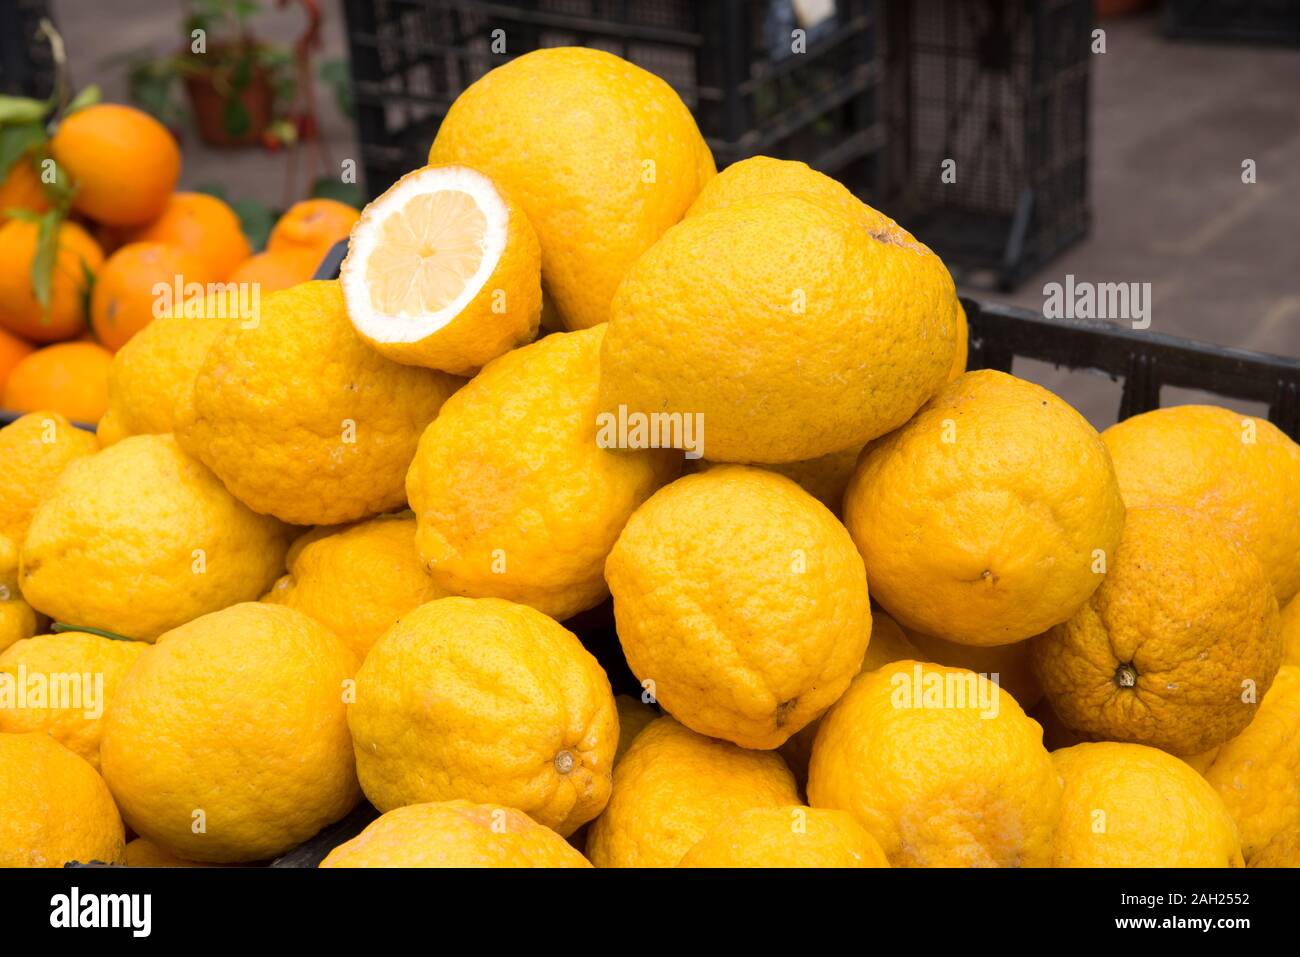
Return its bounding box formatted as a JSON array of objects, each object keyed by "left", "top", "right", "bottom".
[{"left": 340, "top": 164, "right": 509, "bottom": 344}]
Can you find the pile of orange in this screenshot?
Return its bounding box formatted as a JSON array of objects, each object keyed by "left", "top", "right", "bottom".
[{"left": 0, "top": 101, "right": 359, "bottom": 424}]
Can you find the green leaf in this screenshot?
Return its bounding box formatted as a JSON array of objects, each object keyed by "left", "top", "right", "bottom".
[
  {"left": 0, "top": 122, "right": 46, "bottom": 180},
  {"left": 319, "top": 58, "right": 354, "bottom": 120},
  {"left": 29, "top": 209, "right": 64, "bottom": 313},
  {"left": 222, "top": 97, "right": 251, "bottom": 138},
  {"left": 63, "top": 84, "right": 102, "bottom": 116},
  {"left": 310, "top": 176, "right": 364, "bottom": 210},
  {"left": 52, "top": 622, "right": 137, "bottom": 642},
  {"left": 230, "top": 198, "right": 276, "bottom": 251},
  {"left": 0, "top": 95, "right": 49, "bottom": 125}
]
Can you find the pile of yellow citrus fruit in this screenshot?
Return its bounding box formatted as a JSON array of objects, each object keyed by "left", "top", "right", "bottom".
[
  {"left": 2, "top": 47, "right": 1298, "bottom": 870},
  {"left": 0, "top": 100, "right": 360, "bottom": 424}
]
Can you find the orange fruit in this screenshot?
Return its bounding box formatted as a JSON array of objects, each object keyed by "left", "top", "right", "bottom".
[
  {"left": 49, "top": 104, "right": 180, "bottom": 226},
  {"left": 2, "top": 342, "right": 113, "bottom": 423},
  {"left": 267, "top": 198, "right": 359, "bottom": 261},
  {"left": 120, "top": 192, "right": 251, "bottom": 279},
  {"left": 91, "top": 242, "right": 218, "bottom": 350},
  {"left": 0, "top": 154, "right": 50, "bottom": 227},
  {"left": 0, "top": 328, "right": 34, "bottom": 395},
  {"left": 226, "top": 249, "right": 319, "bottom": 294},
  {"left": 0, "top": 219, "right": 104, "bottom": 343}
]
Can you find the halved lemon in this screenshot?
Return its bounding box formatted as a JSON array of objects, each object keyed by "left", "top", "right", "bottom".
[{"left": 341, "top": 164, "right": 542, "bottom": 375}]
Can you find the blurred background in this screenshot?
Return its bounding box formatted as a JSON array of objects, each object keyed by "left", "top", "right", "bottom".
[{"left": 2, "top": 0, "right": 1298, "bottom": 429}]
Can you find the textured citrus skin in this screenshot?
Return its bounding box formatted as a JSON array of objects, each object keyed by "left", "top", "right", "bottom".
[
  {"left": 263, "top": 513, "right": 444, "bottom": 660},
  {"left": 0, "top": 218, "right": 104, "bottom": 342},
  {"left": 0, "top": 732, "right": 125, "bottom": 866},
  {"left": 606, "top": 467, "right": 871, "bottom": 749},
  {"left": 1201, "top": 665, "right": 1300, "bottom": 861},
  {"left": 123, "top": 837, "right": 218, "bottom": 868},
  {"left": 1282, "top": 596, "right": 1300, "bottom": 666},
  {"left": 1030, "top": 506, "right": 1282, "bottom": 756},
  {"left": 178, "top": 280, "right": 460, "bottom": 525},
  {"left": 97, "top": 313, "right": 228, "bottom": 446},
  {"left": 343, "top": 164, "right": 542, "bottom": 376},
  {"left": 696, "top": 443, "right": 864, "bottom": 515},
  {"left": 950, "top": 301, "right": 969, "bottom": 380},
  {"left": 2, "top": 342, "right": 114, "bottom": 423},
  {"left": 100, "top": 603, "right": 360, "bottom": 862},
  {"left": 678, "top": 806, "right": 889, "bottom": 869},
  {"left": 20, "top": 434, "right": 288, "bottom": 640},
  {"left": 428, "top": 47, "right": 714, "bottom": 330},
  {"left": 779, "top": 612, "right": 922, "bottom": 785},
  {"left": 614, "top": 694, "right": 658, "bottom": 766},
  {"left": 120, "top": 191, "right": 252, "bottom": 279},
  {"left": 600, "top": 193, "right": 957, "bottom": 464},
  {"left": 844, "top": 370, "right": 1126, "bottom": 646},
  {"left": 50, "top": 103, "right": 180, "bottom": 226},
  {"left": 1102, "top": 405, "right": 1300, "bottom": 603},
  {"left": 903, "top": 627, "right": 1043, "bottom": 711},
  {"left": 406, "top": 326, "right": 679, "bottom": 620},
  {"left": 0, "top": 631, "right": 148, "bottom": 769},
  {"left": 1051, "top": 742, "right": 1243, "bottom": 868},
  {"left": 586, "top": 716, "right": 800, "bottom": 868},
  {"left": 225, "top": 249, "right": 319, "bottom": 293},
  {"left": 350, "top": 597, "right": 617, "bottom": 836},
  {"left": 0, "top": 535, "right": 39, "bottom": 654},
  {"left": 1251, "top": 820, "right": 1300, "bottom": 867},
  {"left": 808, "top": 662, "right": 1061, "bottom": 867},
  {"left": 267, "top": 198, "right": 360, "bottom": 260},
  {"left": 321, "top": 800, "right": 591, "bottom": 868},
  {"left": 0, "top": 153, "right": 49, "bottom": 227},
  {"left": 0, "top": 411, "right": 98, "bottom": 544}
]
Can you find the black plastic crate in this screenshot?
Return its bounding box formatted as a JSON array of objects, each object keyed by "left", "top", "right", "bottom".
[
  {"left": 0, "top": 0, "right": 57, "bottom": 99},
  {"left": 1163, "top": 0, "right": 1300, "bottom": 45},
  {"left": 339, "top": 0, "right": 884, "bottom": 199},
  {"left": 880, "top": 0, "right": 1092, "bottom": 290}
]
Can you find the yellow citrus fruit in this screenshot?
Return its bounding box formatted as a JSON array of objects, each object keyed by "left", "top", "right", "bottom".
[
  {"left": 97, "top": 311, "right": 229, "bottom": 446},
  {"left": 321, "top": 800, "right": 591, "bottom": 868},
  {"left": 606, "top": 466, "right": 871, "bottom": 749},
  {"left": 0, "top": 535, "right": 39, "bottom": 654},
  {"left": 601, "top": 192, "right": 957, "bottom": 464},
  {"left": 342, "top": 164, "right": 542, "bottom": 376},
  {"left": 350, "top": 597, "right": 617, "bottom": 836},
  {"left": 49, "top": 103, "right": 180, "bottom": 226},
  {"left": 950, "top": 301, "right": 969, "bottom": 380},
  {"left": 1282, "top": 595, "right": 1300, "bottom": 666},
  {"left": 19, "top": 434, "right": 288, "bottom": 640},
  {"left": 808, "top": 661, "right": 1061, "bottom": 867},
  {"left": 1050, "top": 742, "right": 1243, "bottom": 867},
  {"left": 0, "top": 410, "right": 98, "bottom": 545},
  {"left": 120, "top": 191, "right": 252, "bottom": 279},
  {"left": 585, "top": 716, "right": 800, "bottom": 868},
  {"left": 1201, "top": 664, "right": 1300, "bottom": 861},
  {"left": 779, "top": 611, "right": 923, "bottom": 785},
  {"left": 0, "top": 731, "right": 125, "bottom": 866},
  {"left": 262, "top": 512, "right": 445, "bottom": 660},
  {"left": 1102, "top": 405, "right": 1300, "bottom": 603},
  {"left": 177, "top": 280, "right": 460, "bottom": 525},
  {"left": 678, "top": 806, "right": 889, "bottom": 869},
  {"left": 100, "top": 602, "right": 359, "bottom": 862},
  {"left": 124, "top": 837, "right": 221, "bottom": 867},
  {"left": 844, "top": 370, "right": 1126, "bottom": 646},
  {"left": 406, "top": 325, "right": 679, "bottom": 621},
  {"left": 695, "top": 443, "right": 864, "bottom": 515},
  {"left": 614, "top": 694, "right": 658, "bottom": 766},
  {"left": 267, "top": 198, "right": 359, "bottom": 260},
  {"left": 687, "top": 155, "right": 892, "bottom": 226},
  {"left": 0, "top": 218, "right": 104, "bottom": 343},
  {"left": 1030, "top": 506, "right": 1282, "bottom": 755},
  {"left": 902, "top": 626, "right": 1043, "bottom": 711},
  {"left": 428, "top": 47, "right": 714, "bottom": 331},
  {"left": 1251, "top": 820, "right": 1300, "bottom": 868},
  {"left": 0, "top": 631, "right": 148, "bottom": 769}
]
